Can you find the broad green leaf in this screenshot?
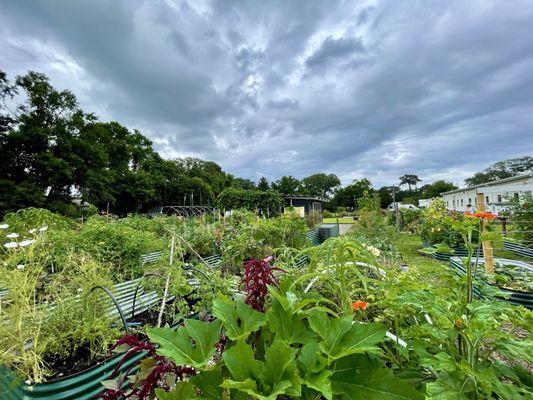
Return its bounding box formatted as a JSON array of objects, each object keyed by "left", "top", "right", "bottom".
[
  {"left": 222, "top": 379, "right": 293, "bottom": 400},
  {"left": 155, "top": 382, "right": 195, "bottom": 399},
  {"left": 222, "top": 342, "right": 259, "bottom": 382},
  {"left": 308, "top": 310, "right": 385, "bottom": 359},
  {"left": 305, "top": 370, "right": 333, "bottom": 400},
  {"left": 262, "top": 340, "right": 298, "bottom": 392},
  {"left": 298, "top": 342, "right": 328, "bottom": 374},
  {"left": 298, "top": 343, "right": 332, "bottom": 399},
  {"left": 331, "top": 355, "right": 424, "bottom": 400},
  {"left": 425, "top": 377, "right": 469, "bottom": 400},
  {"left": 222, "top": 341, "right": 299, "bottom": 399},
  {"left": 147, "top": 319, "right": 221, "bottom": 369},
  {"left": 212, "top": 296, "right": 267, "bottom": 341},
  {"left": 267, "top": 294, "right": 316, "bottom": 344},
  {"left": 190, "top": 369, "right": 224, "bottom": 400}
]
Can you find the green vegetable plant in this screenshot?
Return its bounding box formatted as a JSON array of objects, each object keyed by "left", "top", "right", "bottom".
[
  {"left": 101, "top": 282, "right": 423, "bottom": 399},
  {"left": 380, "top": 220, "right": 532, "bottom": 399}
]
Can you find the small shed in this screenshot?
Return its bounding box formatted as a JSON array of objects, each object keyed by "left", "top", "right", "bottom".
[{"left": 283, "top": 195, "right": 326, "bottom": 215}]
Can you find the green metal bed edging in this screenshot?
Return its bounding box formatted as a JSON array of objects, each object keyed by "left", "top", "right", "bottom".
[
  {"left": 503, "top": 239, "right": 533, "bottom": 259},
  {"left": 449, "top": 257, "right": 533, "bottom": 309},
  {"left": 0, "top": 316, "right": 196, "bottom": 400},
  {"left": 421, "top": 244, "right": 483, "bottom": 261}
]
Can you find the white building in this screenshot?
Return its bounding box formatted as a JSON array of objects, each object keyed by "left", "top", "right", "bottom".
[
  {"left": 418, "top": 198, "right": 433, "bottom": 208},
  {"left": 441, "top": 173, "right": 533, "bottom": 213}
]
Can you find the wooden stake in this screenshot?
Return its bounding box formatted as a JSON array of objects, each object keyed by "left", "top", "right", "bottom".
[{"left": 476, "top": 193, "right": 494, "bottom": 274}]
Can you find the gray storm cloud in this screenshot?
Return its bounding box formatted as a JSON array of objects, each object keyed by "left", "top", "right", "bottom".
[{"left": 1, "top": 0, "right": 532, "bottom": 187}]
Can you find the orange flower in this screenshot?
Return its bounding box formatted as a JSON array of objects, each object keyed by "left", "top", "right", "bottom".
[
  {"left": 464, "top": 211, "right": 496, "bottom": 220},
  {"left": 351, "top": 300, "right": 368, "bottom": 311}
]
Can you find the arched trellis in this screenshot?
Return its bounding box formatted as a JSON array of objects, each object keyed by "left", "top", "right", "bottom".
[{"left": 160, "top": 205, "right": 217, "bottom": 218}]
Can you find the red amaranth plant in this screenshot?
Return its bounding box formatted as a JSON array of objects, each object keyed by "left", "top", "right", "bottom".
[
  {"left": 242, "top": 256, "right": 282, "bottom": 312},
  {"left": 96, "top": 334, "right": 196, "bottom": 400}
]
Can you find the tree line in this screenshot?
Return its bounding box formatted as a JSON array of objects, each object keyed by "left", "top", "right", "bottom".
[{"left": 1, "top": 69, "right": 530, "bottom": 217}]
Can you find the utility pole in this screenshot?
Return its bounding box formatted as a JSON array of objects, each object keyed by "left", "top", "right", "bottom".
[{"left": 391, "top": 185, "right": 400, "bottom": 231}]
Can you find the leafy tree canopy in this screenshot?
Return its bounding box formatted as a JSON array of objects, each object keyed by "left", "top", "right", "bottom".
[
  {"left": 271, "top": 175, "right": 302, "bottom": 195},
  {"left": 301, "top": 173, "right": 340, "bottom": 199},
  {"left": 399, "top": 174, "right": 421, "bottom": 191},
  {"left": 464, "top": 156, "right": 532, "bottom": 186},
  {"left": 420, "top": 180, "right": 457, "bottom": 198}
]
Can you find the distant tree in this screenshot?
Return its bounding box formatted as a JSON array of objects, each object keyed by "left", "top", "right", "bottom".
[
  {"left": 233, "top": 177, "right": 256, "bottom": 191},
  {"left": 302, "top": 173, "right": 341, "bottom": 199},
  {"left": 399, "top": 174, "right": 421, "bottom": 191},
  {"left": 377, "top": 186, "right": 393, "bottom": 208},
  {"left": 465, "top": 156, "right": 533, "bottom": 186},
  {"left": 421, "top": 180, "right": 457, "bottom": 198},
  {"left": 257, "top": 177, "right": 270, "bottom": 191},
  {"left": 0, "top": 70, "right": 242, "bottom": 216},
  {"left": 271, "top": 175, "right": 302, "bottom": 195},
  {"left": 331, "top": 179, "right": 373, "bottom": 209}
]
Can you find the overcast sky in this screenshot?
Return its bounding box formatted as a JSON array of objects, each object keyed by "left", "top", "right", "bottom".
[{"left": 1, "top": 0, "right": 532, "bottom": 187}]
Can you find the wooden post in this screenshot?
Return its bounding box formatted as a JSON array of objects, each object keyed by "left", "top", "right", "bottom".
[{"left": 476, "top": 193, "right": 494, "bottom": 274}]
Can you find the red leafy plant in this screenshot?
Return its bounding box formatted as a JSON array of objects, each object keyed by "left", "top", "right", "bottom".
[
  {"left": 96, "top": 334, "right": 196, "bottom": 400},
  {"left": 242, "top": 255, "right": 282, "bottom": 312}
]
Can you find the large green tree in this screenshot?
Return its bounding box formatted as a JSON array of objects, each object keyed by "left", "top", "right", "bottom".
[
  {"left": 271, "top": 175, "right": 302, "bottom": 195},
  {"left": 331, "top": 179, "right": 373, "bottom": 209},
  {"left": 465, "top": 156, "right": 532, "bottom": 186},
  {"left": 0, "top": 70, "right": 236, "bottom": 216},
  {"left": 302, "top": 173, "right": 340, "bottom": 199},
  {"left": 420, "top": 180, "right": 457, "bottom": 198},
  {"left": 399, "top": 174, "right": 421, "bottom": 191}
]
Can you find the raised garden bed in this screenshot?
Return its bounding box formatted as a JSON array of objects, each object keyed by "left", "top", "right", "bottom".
[
  {"left": 420, "top": 243, "right": 483, "bottom": 261},
  {"left": 449, "top": 256, "right": 533, "bottom": 309},
  {"left": 503, "top": 238, "right": 533, "bottom": 259}
]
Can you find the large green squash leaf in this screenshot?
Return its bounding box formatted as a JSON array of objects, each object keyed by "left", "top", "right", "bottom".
[
  {"left": 297, "top": 342, "right": 332, "bottom": 400},
  {"left": 331, "top": 355, "right": 424, "bottom": 400},
  {"left": 308, "top": 309, "right": 385, "bottom": 359},
  {"left": 267, "top": 292, "right": 317, "bottom": 344},
  {"left": 221, "top": 340, "right": 299, "bottom": 399},
  {"left": 147, "top": 319, "right": 221, "bottom": 369},
  {"left": 212, "top": 296, "right": 268, "bottom": 341}
]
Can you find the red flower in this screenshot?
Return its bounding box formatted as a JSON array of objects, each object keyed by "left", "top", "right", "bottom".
[{"left": 351, "top": 300, "right": 368, "bottom": 311}]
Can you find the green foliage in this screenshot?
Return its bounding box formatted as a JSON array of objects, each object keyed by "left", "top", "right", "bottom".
[
  {"left": 147, "top": 319, "right": 222, "bottom": 369},
  {"left": 301, "top": 173, "right": 341, "bottom": 199},
  {"left": 330, "top": 178, "right": 372, "bottom": 209},
  {"left": 356, "top": 192, "right": 395, "bottom": 239},
  {"left": 421, "top": 180, "right": 457, "bottom": 199},
  {"left": 0, "top": 245, "right": 118, "bottom": 382},
  {"left": 0, "top": 70, "right": 240, "bottom": 217},
  {"left": 212, "top": 296, "right": 267, "bottom": 341},
  {"left": 465, "top": 156, "right": 532, "bottom": 186},
  {"left": 144, "top": 290, "right": 420, "bottom": 400},
  {"left": 271, "top": 175, "right": 303, "bottom": 195},
  {"left": 217, "top": 210, "right": 307, "bottom": 268},
  {"left": 399, "top": 174, "right": 422, "bottom": 191},
  {"left": 217, "top": 188, "right": 284, "bottom": 215},
  {"left": 419, "top": 199, "right": 463, "bottom": 247},
  {"left": 506, "top": 194, "right": 532, "bottom": 247}
]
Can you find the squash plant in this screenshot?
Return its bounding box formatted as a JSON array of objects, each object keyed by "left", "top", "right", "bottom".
[{"left": 100, "top": 282, "right": 423, "bottom": 399}]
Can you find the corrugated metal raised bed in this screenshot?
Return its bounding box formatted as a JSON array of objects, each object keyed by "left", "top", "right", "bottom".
[
  {"left": 0, "top": 349, "right": 146, "bottom": 400},
  {"left": 503, "top": 239, "right": 533, "bottom": 259},
  {"left": 318, "top": 224, "right": 340, "bottom": 242},
  {"left": 420, "top": 243, "right": 483, "bottom": 261},
  {"left": 449, "top": 257, "right": 533, "bottom": 309},
  {"left": 305, "top": 228, "right": 321, "bottom": 246}
]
